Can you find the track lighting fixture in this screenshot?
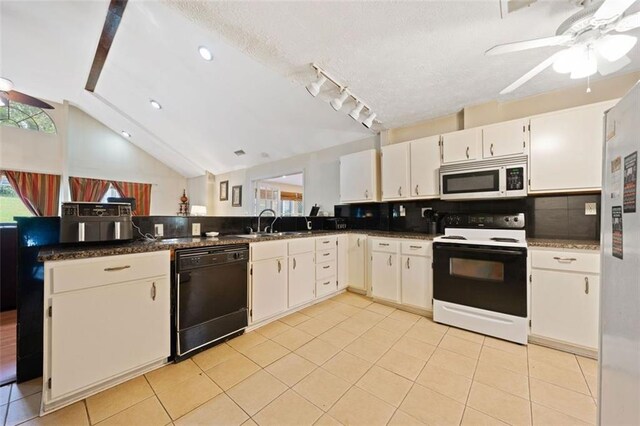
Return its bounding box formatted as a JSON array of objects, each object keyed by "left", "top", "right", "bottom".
[
  {"left": 305, "top": 63, "right": 380, "bottom": 129},
  {"left": 362, "top": 111, "right": 377, "bottom": 129},
  {"left": 330, "top": 89, "right": 349, "bottom": 111},
  {"left": 349, "top": 101, "right": 365, "bottom": 120}
]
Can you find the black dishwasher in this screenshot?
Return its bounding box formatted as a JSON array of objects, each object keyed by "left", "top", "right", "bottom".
[{"left": 174, "top": 244, "right": 249, "bottom": 361}]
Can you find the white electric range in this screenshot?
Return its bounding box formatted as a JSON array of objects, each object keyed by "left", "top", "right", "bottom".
[{"left": 432, "top": 213, "right": 528, "bottom": 344}]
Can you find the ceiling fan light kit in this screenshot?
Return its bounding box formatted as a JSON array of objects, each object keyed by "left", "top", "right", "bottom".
[
  {"left": 487, "top": 0, "right": 640, "bottom": 93},
  {"left": 305, "top": 64, "right": 380, "bottom": 129}
]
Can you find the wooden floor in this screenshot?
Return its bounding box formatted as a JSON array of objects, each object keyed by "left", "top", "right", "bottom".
[{"left": 0, "top": 310, "right": 16, "bottom": 385}]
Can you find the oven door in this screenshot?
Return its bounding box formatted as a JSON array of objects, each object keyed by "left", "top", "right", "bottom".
[
  {"left": 440, "top": 167, "right": 504, "bottom": 200},
  {"left": 433, "top": 243, "right": 527, "bottom": 317}
]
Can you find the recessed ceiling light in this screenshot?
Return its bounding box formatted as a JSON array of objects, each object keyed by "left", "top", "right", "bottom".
[
  {"left": 198, "top": 46, "right": 213, "bottom": 61},
  {"left": 282, "top": 175, "right": 287, "bottom": 178},
  {"left": 121, "top": 131, "right": 131, "bottom": 138},
  {"left": 150, "top": 99, "right": 162, "bottom": 109},
  {"left": 234, "top": 149, "right": 246, "bottom": 156}
]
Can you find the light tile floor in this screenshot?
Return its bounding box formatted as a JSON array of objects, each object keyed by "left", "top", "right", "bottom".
[{"left": 0, "top": 292, "right": 598, "bottom": 425}]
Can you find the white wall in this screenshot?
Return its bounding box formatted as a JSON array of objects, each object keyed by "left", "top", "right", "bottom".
[
  {"left": 211, "top": 135, "right": 379, "bottom": 216},
  {"left": 66, "top": 106, "right": 187, "bottom": 215}
]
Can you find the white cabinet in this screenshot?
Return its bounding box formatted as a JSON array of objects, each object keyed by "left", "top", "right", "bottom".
[
  {"left": 481, "top": 119, "right": 527, "bottom": 159},
  {"left": 381, "top": 143, "right": 410, "bottom": 200},
  {"left": 288, "top": 252, "right": 315, "bottom": 308},
  {"left": 410, "top": 136, "right": 441, "bottom": 198},
  {"left": 251, "top": 257, "right": 288, "bottom": 323},
  {"left": 530, "top": 249, "right": 601, "bottom": 349},
  {"left": 371, "top": 239, "right": 401, "bottom": 303},
  {"left": 347, "top": 234, "right": 367, "bottom": 291},
  {"left": 529, "top": 101, "right": 615, "bottom": 192},
  {"left": 340, "top": 149, "right": 380, "bottom": 203},
  {"left": 43, "top": 251, "right": 170, "bottom": 412},
  {"left": 337, "top": 234, "right": 349, "bottom": 290},
  {"left": 401, "top": 241, "right": 432, "bottom": 310},
  {"left": 441, "top": 128, "right": 481, "bottom": 164}
]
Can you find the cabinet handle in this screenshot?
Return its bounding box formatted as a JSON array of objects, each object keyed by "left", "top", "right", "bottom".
[
  {"left": 323, "top": 252, "right": 330, "bottom": 257},
  {"left": 410, "top": 245, "right": 422, "bottom": 249},
  {"left": 365, "top": 189, "right": 369, "bottom": 199},
  {"left": 323, "top": 281, "right": 331, "bottom": 286},
  {"left": 585, "top": 277, "right": 589, "bottom": 294},
  {"left": 490, "top": 143, "right": 494, "bottom": 156},
  {"left": 379, "top": 243, "right": 390, "bottom": 247},
  {"left": 323, "top": 265, "right": 330, "bottom": 269},
  {"left": 553, "top": 257, "right": 577, "bottom": 263},
  {"left": 398, "top": 186, "right": 402, "bottom": 196},
  {"left": 388, "top": 255, "right": 392, "bottom": 266},
  {"left": 277, "top": 259, "right": 282, "bottom": 273},
  {"left": 406, "top": 257, "right": 410, "bottom": 269},
  {"left": 323, "top": 240, "right": 330, "bottom": 244},
  {"left": 415, "top": 185, "right": 419, "bottom": 195},
  {"left": 104, "top": 265, "right": 131, "bottom": 272},
  {"left": 293, "top": 258, "right": 297, "bottom": 270},
  {"left": 151, "top": 282, "right": 156, "bottom": 301},
  {"left": 357, "top": 238, "right": 361, "bottom": 247},
  {"left": 466, "top": 147, "right": 470, "bottom": 159}
]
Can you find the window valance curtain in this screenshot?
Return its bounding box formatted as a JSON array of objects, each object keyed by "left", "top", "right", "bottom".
[
  {"left": 69, "top": 177, "right": 110, "bottom": 202},
  {"left": 2, "top": 170, "right": 61, "bottom": 216},
  {"left": 111, "top": 180, "right": 152, "bottom": 215},
  {"left": 281, "top": 191, "right": 303, "bottom": 201}
]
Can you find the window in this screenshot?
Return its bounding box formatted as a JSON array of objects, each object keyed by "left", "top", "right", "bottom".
[
  {"left": 100, "top": 183, "right": 121, "bottom": 203},
  {"left": 0, "top": 100, "right": 56, "bottom": 133},
  {"left": 253, "top": 172, "right": 304, "bottom": 217},
  {"left": 0, "top": 175, "right": 33, "bottom": 223}
]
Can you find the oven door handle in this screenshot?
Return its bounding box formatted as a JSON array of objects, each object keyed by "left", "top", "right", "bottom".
[{"left": 435, "top": 245, "right": 524, "bottom": 256}]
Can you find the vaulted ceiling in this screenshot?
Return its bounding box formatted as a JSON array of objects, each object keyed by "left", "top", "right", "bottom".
[{"left": 2, "top": 1, "right": 639, "bottom": 178}]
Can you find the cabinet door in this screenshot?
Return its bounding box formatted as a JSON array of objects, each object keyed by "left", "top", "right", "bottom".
[
  {"left": 530, "top": 102, "right": 614, "bottom": 192},
  {"left": 441, "top": 128, "right": 480, "bottom": 164},
  {"left": 288, "top": 252, "right": 315, "bottom": 308},
  {"left": 337, "top": 235, "right": 349, "bottom": 290},
  {"left": 50, "top": 278, "right": 169, "bottom": 399},
  {"left": 410, "top": 136, "right": 441, "bottom": 198},
  {"left": 401, "top": 255, "right": 432, "bottom": 310},
  {"left": 381, "top": 143, "right": 410, "bottom": 200},
  {"left": 531, "top": 270, "right": 600, "bottom": 349},
  {"left": 348, "top": 235, "right": 366, "bottom": 291},
  {"left": 251, "top": 258, "right": 287, "bottom": 323},
  {"left": 340, "top": 149, "right": 378, "bottom": 202},
  {"left": 371, "top": 252, "right": 400, "bottom": 302},
  {"left": 482, "top": 119, "right": 527, "bottom": 159}
]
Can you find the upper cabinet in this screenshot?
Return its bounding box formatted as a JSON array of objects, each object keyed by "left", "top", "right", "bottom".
[
  {"left": 340, "top": 149, "right": 380, "bottom": 203},
  {"left": 529, "top": 101, "right": 616, "bottom": 192},
  {"left": 410, "top": 136, "right": 441, "bottom": 198},
  {"left": 381, "top": 143, "right": 410, "bottom": 200},
  {"left": 481, "top": 119, "right": 528, "bottom": 159},
  {"left": 441, "top": 128, "right": 481, "bottom": 164}
]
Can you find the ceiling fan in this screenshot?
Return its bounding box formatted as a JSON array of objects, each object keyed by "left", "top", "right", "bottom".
[
  {"left": 0, "top": 77, "right": 54, "bottom": 109},
  {"left": 487, "top": 0, "right": 640, "bottom": 94}
]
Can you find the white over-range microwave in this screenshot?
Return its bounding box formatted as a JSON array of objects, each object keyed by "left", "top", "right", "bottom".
[{"left": 439, "top": 155, "right": 528, "bottom": 200}]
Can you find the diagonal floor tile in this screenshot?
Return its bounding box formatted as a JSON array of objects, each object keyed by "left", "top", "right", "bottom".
[
  {"left": 253, "top": 390, "right": 323, "bottom": 426},
  {"left": 328, "top": 387, "right": 395, "bottom": 426},
  {"left": 400, "top": 384, "right": 465, "bottom": 425},
  {"left": 293, "top": 368, "right": 351, "bottom": 411},
  {"left": 467, "top": 381, "right": 532, "bottom": 426},
  {"left": 227, "top": 370, "right": 288, "bottom": 417}
]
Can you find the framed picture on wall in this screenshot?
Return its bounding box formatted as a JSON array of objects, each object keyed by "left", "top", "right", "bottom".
[
  {"left": 232, "top": 185, "right": 242, "bottom": 207},
  {"left": 220, "top": 180, "right": 229, "bottom": 201}
]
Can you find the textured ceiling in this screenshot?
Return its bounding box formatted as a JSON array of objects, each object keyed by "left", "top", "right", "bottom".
[{"left": 166, "top": 0, "right": 640, "bottom": 128}]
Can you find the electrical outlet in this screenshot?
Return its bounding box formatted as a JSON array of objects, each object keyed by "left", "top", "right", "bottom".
[
  {"left": 585, "top": 202, "right": 597, "bottom": 216},
  {"left": 192, "top": 223, "right": 201, "bottom": 236},
  {"left": 154, "top": 224, "right": 164, "bottom": 237}
]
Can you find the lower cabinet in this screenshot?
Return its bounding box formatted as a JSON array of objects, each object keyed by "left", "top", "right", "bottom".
[
  {"left": 337, "top": 235, "right": 349, "bottom": 290},
  {"left": 288, "top": 252, "right": 315, "bottom": 308},
  {"left": 401, "top": 254, "right": 432, "bottom": 310},
  {"left": 530, "top": 248, "right": 601, "bottom": 349},
  {"left": 371, "top": 251, "right": 401, "bottom": 303},
  {"left": 347, "top": 234, "right": 367, "bottom": 291},
  {"left": 251, "top": 257, "right": 288, "bottom": 323}
]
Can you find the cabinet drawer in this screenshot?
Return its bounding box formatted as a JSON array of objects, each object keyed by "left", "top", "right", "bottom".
[
  {"left": 289, "top": 238, "right": 315, "bottom": 255},
  {"left": 251, "top": 240, "right": 288, "bottom": 262},
  {"left": 316, "top": 236, "right": 337, "bottom": 250},
  {"left": 316, "top": 277, "right": 337, "bottom": 297},
  {"left": 531, "top": 249, "right": 600, "bottom": 274},
  {"left": 317, "top": 248, "right": 336, "bottom": 263},
  {"left": 50, "top": 251, "right": 169, "bottom": 294},
  {"left": 371, "top": 239, "right": 399, "bottom": 253},
  {"left": 316, "top": 261, "right": 336, "bottom": 279},
  {"left": 401, "top": 241, "right": 431, "bottom": 256}
]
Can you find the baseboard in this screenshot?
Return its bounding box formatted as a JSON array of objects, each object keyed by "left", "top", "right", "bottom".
[{"left": 528, "top": 335, "right": 598, "bottom": 359}]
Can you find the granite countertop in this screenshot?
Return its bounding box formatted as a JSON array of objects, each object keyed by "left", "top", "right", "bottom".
[
  {"left": 527, "top": 238, "right": 600, "bottom": 251},
  {"left": 38, "top": 230, "right": 439, "bottom": 262}
]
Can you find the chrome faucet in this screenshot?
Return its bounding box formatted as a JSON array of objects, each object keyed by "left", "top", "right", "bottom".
[{"left": 257, "top": 208, "right": 276, "bottom": 233}]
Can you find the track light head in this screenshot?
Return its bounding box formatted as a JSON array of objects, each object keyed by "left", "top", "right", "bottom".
[
  {"left": 349, "top": 101, "right": 365, "bottom": 120},
  {"left": 306, "top": 75, "right": 327, "bottom": 97},
  {"left": 330, "top": 89, "right": 350, "bottom": 111},
  {"left": 362, "top": 111, "right": 377, "bottom": 129}
]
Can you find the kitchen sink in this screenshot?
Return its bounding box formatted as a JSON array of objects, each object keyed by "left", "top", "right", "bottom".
[{"left": 233, "top": 231, "right": 312, "bottom": 239}]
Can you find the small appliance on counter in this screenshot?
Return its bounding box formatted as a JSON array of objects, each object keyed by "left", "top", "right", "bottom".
[
  {"left": 325, "top": 217, "right": 347, "bottom": 230},
  {"left": 60, "top": 202, "right": 133, "bottom": 243}
]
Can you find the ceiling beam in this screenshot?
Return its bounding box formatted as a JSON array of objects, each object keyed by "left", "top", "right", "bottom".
[{"left": 85, "top": 0, "right": 128, "bottom": 92}]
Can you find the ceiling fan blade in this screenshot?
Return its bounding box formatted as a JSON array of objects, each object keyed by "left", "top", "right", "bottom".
[
  {"left": 7, "top": 90, "right": 54, "bottom": 109},
  {"left": 615, "top": 10, "right": 640, "bottom": 31},
  {"left": 597, "top": 53, "right": 631, "bottom": 75},
  {"left": 593, "top": 0, "right": 637, "bottom": 21},
  {"left": 486, "top": 35, "right": 572, "bottom": 55},
  {"left": 500, "top": 53, "right": 559, "bottom": 94}
]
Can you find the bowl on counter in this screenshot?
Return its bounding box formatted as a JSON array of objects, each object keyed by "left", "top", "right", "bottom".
[{"left": 205, "top": 231, "right": 220, "bottom": 237}]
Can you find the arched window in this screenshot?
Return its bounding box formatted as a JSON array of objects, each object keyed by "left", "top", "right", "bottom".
[{"left": 0, "top": 100, "right": 56, "bottom": 133}]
